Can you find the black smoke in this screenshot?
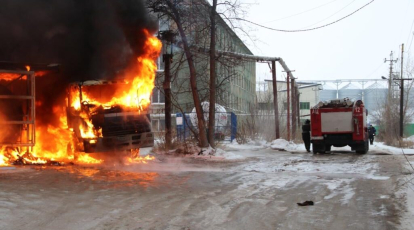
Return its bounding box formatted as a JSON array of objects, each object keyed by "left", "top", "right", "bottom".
[
  {"left": 0, "top": 0, "right": 158, "bottom": 125},
  {"left": 0, "top": 0, "right": 158, "bottom": 80}
]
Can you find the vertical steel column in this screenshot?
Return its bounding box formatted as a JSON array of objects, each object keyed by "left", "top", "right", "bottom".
[
  {"left": 291, "top": 78, "right": 296, "bottom": 138},
  {"left": 286, "top": 72, "right": 290, "bottom": 141},
  {"left": 400, "top": 44, "right": 404, "bottom": 138},
  {"left": 271, "top": 61, "right": 280, "bottom": 139},
  {"left": 297, "top": 85, "right": 301, "bottom": 127},
  {"left": 31, "top": 72, "right": 35, "bottom": 148},
  {"left": 26, "top": 72, "right": 30, "bottom": 153}
]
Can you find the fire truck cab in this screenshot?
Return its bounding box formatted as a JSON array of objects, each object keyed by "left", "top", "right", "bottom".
[{"left": 310, "top": 98, "right": 369, "bottom": 154}]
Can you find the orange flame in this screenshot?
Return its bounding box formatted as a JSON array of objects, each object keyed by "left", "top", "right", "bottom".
[
  {"left": 70, "top": 30, "right": 162, "bottom": 111},
  {"left": 126, "top": 149, "right": 156, "bottom": 165},
  {"left": 0, "top": 29, "right": 161, "bottom": 166}
]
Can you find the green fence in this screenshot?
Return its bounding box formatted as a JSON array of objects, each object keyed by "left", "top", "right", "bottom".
[{"left": 374, "top": 124, "right": 414, "bottom": 137}]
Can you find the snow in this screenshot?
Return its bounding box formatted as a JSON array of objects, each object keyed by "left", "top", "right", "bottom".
[
  {"left": 399, "top": 156, "right": 414, "bottom": 230},
  {"left": 213, "top": 148, "right": 245, "bottom": 160},
  {"left": 269, "top": 139, "right": 302, "bottom": 151},
  {"left": 224, "top": 139, "right": 267, "bottom": 151},
  {"left": 369, "top": 142, "right": 414, "bottom": 155},
  {"left": 2, "top": 138, "right": 413, "bottom": 229},
  {"left": 404, "top": 135, "right": 414, "bottom": 142},
  {"left": 210, "top": 138, "right": 414, "bottom": 213},
  {"left": 192, "top": 146, "right": 246, "bottom": 161}
]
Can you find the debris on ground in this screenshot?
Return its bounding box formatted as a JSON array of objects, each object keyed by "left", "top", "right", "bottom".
[{"left": 297, "top": 201, "right": 314, "bottom": 206}]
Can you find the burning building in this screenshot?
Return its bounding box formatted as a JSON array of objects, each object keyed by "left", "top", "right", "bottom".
[{"left": 0, "top": 0, "right": 161, "bottom": 166}]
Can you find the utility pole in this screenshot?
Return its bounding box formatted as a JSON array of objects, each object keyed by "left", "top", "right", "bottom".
[
  {"left": 271, "top": 61, "right": 280, "bottom": 139},
  {"left": 384, "top": 51, "right": 398, "bottom": 102},
  {"left": 395, "top": 44, "right": 413, "bottom": 138},
  {"left": 159, "top": 30, "right": 176, "bottom": 149},
  {"left": 384, "top": 51, "right": 398, "bottom": 137}
]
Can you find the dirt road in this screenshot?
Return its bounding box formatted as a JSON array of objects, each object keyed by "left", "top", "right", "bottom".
[{"left": 0, "top": 148, "right": 411, "bottom": 230}]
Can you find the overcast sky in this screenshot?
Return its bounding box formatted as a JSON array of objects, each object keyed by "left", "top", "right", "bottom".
[{"left": 239, "top": 0, "right": 414, "bottom": 82}]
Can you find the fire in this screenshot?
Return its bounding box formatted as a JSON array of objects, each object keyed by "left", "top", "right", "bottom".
[
  {"left": 0, "top": 29, "right": 161, "bottom": 166},
  {"left": 127, "top": 149, "right": 156, "bottom": 164},
  {"left": 0, "top": 73, "right": 26, "bottom": 81},
  {"left": 0, "top": 69, "right": 46, "bottom": 81},
  {"left": 69, "top": 30, "right": 162, "bottom": 111}
]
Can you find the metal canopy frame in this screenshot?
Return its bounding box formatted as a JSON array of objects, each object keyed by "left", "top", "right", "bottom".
[{"left": 0, "top": 70, "right": 36, "bottom": 150}]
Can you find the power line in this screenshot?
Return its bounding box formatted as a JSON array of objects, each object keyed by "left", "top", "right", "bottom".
[
  {"left": 407, "top": 17, "right": 414, "bottom": 53},
  {"left": 364, "top": 62, "right": 384, "bottom": 79},
  {"left": 234, "top": 0, "right": 375, "bottom": 33},
  {"left": 263, "top": 0, "right": 341, "bottom": 24},
  {"left": 301, "top": 0, "right": 356, "bottom": 29},
  {"left": 406, "top": 19, "right": 414, "bottom": 46},
  {"left": 408, "top": 33, "right": 414, "bottom": 54},
  {"left": 397, "top": 0, "right": 412, "bottom": 45}
]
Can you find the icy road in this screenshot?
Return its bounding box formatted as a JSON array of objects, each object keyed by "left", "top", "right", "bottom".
[{"left": 1, "top": 142, "right": 414, "bottom": 230}]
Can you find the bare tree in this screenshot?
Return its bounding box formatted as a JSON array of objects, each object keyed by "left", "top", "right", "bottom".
[
  {"left": 148, "top": 0, "right": 253, "bottom": 147},
  {"left": 147, "top": 0, "right": 209, "bottom": 147}
]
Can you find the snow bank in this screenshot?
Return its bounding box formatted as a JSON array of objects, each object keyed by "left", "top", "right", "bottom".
[
  {"left": 369, "top": 142, "right": 414, "bottom": 155},
  {"left": 270, "top": 139, "right": 303, "bottom": 152},
  {"left": 214, "top": 148, "right": 245, "bottom": 160},
  {"left": 195, "top": 146, "right": 245, "bottom": 160},
  {"left": 403, "top": 135, "right": 414, "bottom": 142},
  {"left": 223, "top": 139, "right": 267, "bottom": 151}
]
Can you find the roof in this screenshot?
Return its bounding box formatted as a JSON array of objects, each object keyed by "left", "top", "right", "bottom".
[{"left": 0, "top": 61, "right": 60, "bottom": 72}]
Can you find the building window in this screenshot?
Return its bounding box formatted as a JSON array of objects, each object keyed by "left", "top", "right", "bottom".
[
  {"left": 152, "top": 120, "right": 159, "bottom": 131},
  {"left": 259, "top": 103, "right": 274, "bottom": 110},
  {"left": 152, "top": 88, "right": 165, "bottom": 103},
  {"left": 300, "top": 102, "right": 310, "bottom": 110},
  {"left": 152, "top": 119, "right": 165, "bottom": 131}
]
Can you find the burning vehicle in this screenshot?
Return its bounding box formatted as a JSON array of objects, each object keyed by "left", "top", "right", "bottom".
[
  {"left": 0, "top": 30, "right": 162, "bottom": 166},
  {"left": 66, "top": 80, "right": 154, "bottom": 154},
  {"left": 0, "top": 0, "right": 163, "bottom": 166}
]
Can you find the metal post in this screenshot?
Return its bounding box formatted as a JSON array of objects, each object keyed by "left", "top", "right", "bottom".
[
  {"left": 297, "top": 86, "right": 301, "bottom": 127},
  {"left": 163, "top": 54, "right": 172, "bottom": 149},
  {"left": 286, "top": 72, "right": 290, "bottom": 141},
  {"left": 400, "top": 44, "right": 404, "bottom": 138},
  {"left": 291, "top": 78, "right": 296, "bottom": 138},
  {"left": 31, "top": 72, "right": 35, "bottom": 148},
  {"left": 271, "top": 61, "right": 280, "bottom": 139},
  {"left": 78, "top": 84, "right": 83, "bottom": 106}
]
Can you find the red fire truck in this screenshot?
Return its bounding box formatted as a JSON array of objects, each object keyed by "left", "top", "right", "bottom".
[{"left": 310, "top": 98, "right": 369, "bottom": 154}]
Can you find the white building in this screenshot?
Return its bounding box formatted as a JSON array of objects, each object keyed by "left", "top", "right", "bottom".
[{"left": 256, "top": 80, "right": 322, "bottom": 122}]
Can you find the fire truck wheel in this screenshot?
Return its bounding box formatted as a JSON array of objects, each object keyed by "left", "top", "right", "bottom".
[
  {"left": 325, "top": 145, "right": 331, "bottom": 152},
  {"left": 312, "top": 144, "right": 325, "bottom": 154},
  {"left": 356, "top": 141, "right": 369, "bottom": 154},
  {"left": 312, "top": 147, "right": 318, "bottom": 154}
]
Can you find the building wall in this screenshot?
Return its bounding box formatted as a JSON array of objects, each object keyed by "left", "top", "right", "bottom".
[{"left": 149, "top": 2, "right": 255, "bottom": 131}]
